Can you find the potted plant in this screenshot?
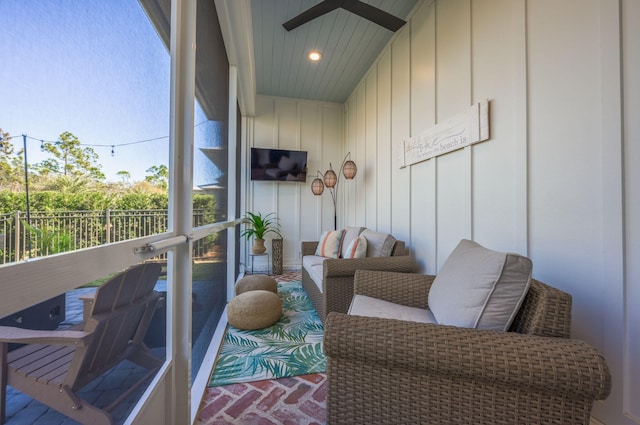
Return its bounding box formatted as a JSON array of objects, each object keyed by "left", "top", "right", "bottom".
[{"left": 241, "top": 211, "right": 282, "bottom": 254}]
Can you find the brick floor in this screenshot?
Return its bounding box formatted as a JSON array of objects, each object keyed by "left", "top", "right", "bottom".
[{"left": 196, "top": 374, "right": 326, "bottom": 425}]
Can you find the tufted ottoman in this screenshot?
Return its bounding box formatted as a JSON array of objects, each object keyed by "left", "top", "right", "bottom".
[
  {"left": 227, "top": 290, "right": 282, "bottom": 330},
  {"left": 235, "top": 274, "right": 278, "bottom": 295}
]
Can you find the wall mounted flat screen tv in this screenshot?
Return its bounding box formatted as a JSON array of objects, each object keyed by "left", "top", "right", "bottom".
[{"left": 250, "top": 147, "right": 308, "bottom": 182}]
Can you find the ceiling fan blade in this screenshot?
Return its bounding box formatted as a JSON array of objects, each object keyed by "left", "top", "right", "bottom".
[
  {"left": 283, "top": 0, "right": 344, "bottom": 31},
  {"left": 341, "top": 0, "right": 406, "bottom": 32}
]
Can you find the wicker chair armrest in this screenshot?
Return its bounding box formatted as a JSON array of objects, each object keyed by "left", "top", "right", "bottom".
[
  {"left": 323, "top": 255, "right": 418, "bottom": 278},
  {"left": 353, "top": 270, "right": 435, "bottom": 309},
  {"left": 301, "top": 241, "right": 319, "bottom": 256},
  {"left": 324, "top": 313, "right": 611, "bottom": 400}
]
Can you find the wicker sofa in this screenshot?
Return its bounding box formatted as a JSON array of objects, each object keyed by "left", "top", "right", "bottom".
[
  {"left": 324, "top": 270, "right": 611, "bottom": 425},
  {"left": 301, "top": 229, "right": 418, "bottom": 323}
]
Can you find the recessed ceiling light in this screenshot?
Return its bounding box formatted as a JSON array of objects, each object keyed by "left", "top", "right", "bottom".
[{"left": 308, "top": 51, "right": 322, "bottom": 61}]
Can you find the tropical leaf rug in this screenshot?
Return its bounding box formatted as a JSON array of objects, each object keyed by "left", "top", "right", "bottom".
[{"left": 209, "top": 280, "right": 326, "bottom": 386}]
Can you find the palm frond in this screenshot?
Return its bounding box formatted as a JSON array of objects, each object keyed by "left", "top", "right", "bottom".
[
  {"left": 281, "top": 294, "right": 313, "bottom": 312},
  {"left": 225, "top": 332, "right": 260, "bottom": 348},
  {"left": 285, "top": 344, "right": 327, "bottom": 375},
  {"left": 292, "top": 344, "right": 326, "bottom": 370}
]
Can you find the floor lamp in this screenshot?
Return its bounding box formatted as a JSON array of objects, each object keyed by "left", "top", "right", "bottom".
[{"left": 310, "top": 153, "right": 357, "bottom": 230}]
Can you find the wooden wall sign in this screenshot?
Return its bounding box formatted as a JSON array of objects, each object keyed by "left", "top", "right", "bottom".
[{"left": 397, "top": 100, "right": 490, "bottom": 168}]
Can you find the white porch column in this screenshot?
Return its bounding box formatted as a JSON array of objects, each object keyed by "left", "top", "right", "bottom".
[{"left": 168, "top": 0, "right": 196, "bottom": 423}]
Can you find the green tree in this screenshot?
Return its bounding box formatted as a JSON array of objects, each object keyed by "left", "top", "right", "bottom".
[
  {"left": 40, "top": 175, "right": 92, "bottom": 193},
  {"left": 116, "top": 170, "right": 131, "bottom": 184},
  {"left": 0, "top": 128, "right": 25, "bottom": 190},
  {"left": 0, "top": 129, "right": 10, "bottom": 155},
  {"left": 145, "top": 164, "right": 169, "bottom": 190},
  {"left": 35, "top": 131, "right": 105, "bottom": 180}
]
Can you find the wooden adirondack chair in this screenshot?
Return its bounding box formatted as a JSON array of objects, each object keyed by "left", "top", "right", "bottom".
[{"left": 0, "top": 262, "right": 164, "bottom": 425}]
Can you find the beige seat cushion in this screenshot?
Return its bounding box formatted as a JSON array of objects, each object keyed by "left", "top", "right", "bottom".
[
  {"left": 348, "top": 295, "right": 437, "bottom": 324},
  {"left": 302, "top": 255, "right": 326, "bottom": 292},
  {"left": 235, "top": 274, "right": 278, "bottom": 295},
  {"left": 228, "top": 290, "right": 282, "bottom": 330}
]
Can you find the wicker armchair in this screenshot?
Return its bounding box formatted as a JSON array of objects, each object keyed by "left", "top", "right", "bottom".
[
  {"left": 324, "top": 270, "right": 611, "bottom": 425},
  {"left": 301, "top": 241, "right": 418, "bottom": 322}
]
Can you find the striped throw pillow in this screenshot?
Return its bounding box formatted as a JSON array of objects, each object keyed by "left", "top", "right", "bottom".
[
  {"left": 344, "top": 235, "right": 367, "bottom": 258},
  {"left": 315, "top": 230, "right": 345, "bottom": 258}
]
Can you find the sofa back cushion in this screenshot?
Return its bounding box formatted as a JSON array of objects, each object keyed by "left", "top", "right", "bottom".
[
  {"left": 428, "top": 239, "right": 532, "bottom": 331},
  {"left": 361, "top": 230, "right": 396, "bottom": 257},
  {"left": 340, "top": 226, "right": 366, "bottom": 258}
]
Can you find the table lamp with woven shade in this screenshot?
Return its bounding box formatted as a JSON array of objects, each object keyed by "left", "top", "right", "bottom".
[{"left": 311, "top": 153, "right": 357, "bottom": 230}]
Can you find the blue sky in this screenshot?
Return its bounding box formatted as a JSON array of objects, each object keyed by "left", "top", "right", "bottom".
[{"left": 0, "top": 0, "right": 172, "bottom": 182}]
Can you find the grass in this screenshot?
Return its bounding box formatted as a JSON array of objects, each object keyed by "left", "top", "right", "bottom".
[{"left": 84, "top": 274, "right": 116, "bottom": 287}]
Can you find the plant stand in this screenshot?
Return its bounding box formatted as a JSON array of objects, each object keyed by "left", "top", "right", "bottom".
[{"left": 249, "top": 253, "right": 270, "bottom": 274}]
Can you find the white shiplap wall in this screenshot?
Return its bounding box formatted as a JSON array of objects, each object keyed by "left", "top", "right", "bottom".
[
  {"left": 338, "top": 0, "right": 638, "bottom": 424},
  {"left": 246, "top": 96, "right": 343, "bottom": 269},
  {"left": 247, "top": 1, "right": 639, "bottom": 423},
  {"left": 623, "top": 0, "right": 640, "bottom": 422}
]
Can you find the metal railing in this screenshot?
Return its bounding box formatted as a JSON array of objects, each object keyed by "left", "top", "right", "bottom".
[{"left": 0, "top": 209, "right": 221, "bottom": 264}]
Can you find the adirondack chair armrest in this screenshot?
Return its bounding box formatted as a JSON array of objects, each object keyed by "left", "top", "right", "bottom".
[{"left": 0, "top": 326, "right": 92, "bottom": 346}]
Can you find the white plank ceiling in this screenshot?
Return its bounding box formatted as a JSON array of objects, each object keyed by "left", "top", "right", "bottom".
[{"left": 251, "top": 0, "right": 418, "bottom": 103}]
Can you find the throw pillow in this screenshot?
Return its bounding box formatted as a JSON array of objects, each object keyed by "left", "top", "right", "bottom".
[
  {"left": 428, "top": 239, "right": 532, "bottom": 332},
  {"left": 315, "top": 229, "right": 345, "bottom": 259},
  {"left": 339, "top": 226, "right": 366, "bottom": 258},
  {"left": 360, "top": 229, "right": 396, "bottom": 257},
  {"left": 343, "top": 235, "right": 367, "bottom": 259}
]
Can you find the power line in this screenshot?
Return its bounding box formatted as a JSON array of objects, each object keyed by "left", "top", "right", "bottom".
[
  {"left": 2, "top": 119, "right": 210, "bottom": 155},
  {"left": 25, "top": 134, "right": 169, "bottom": 148}
]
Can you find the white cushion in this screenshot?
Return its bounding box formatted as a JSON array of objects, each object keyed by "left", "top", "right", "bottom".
[
  {"left": 360, "top": 229, "right": 396, "bottom": 257},
  {"left": 315, "top": 229, "right": 345, "bottom": 258},
  {"left": 302, "top": 255, "right": 326, "bottom": 293},
  {"left": 349, "top": 295, "right": 437, "bottom": 324},
  {"left": 340, "top": 226, "right": 365, "bottom": 258},
  {"left": 302, "top": 255, "right": 326, "bottom": 269},
  {"left": 428, "top": 239, "right": 532, "bottom": 331},
  {"left": 343, "top": 235, "right": 367, "bottom": 259}
]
